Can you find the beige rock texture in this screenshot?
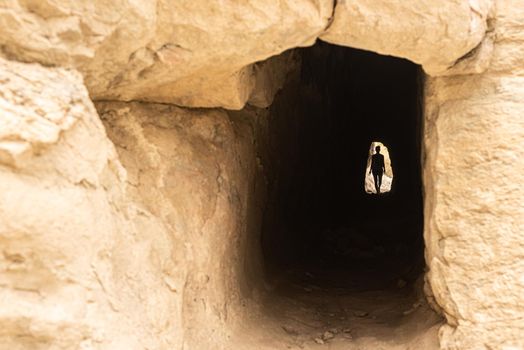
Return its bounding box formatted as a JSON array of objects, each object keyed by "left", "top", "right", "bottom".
[
  {"left": 321, "top": 0, "right": 493, "bottom": 75},
  {"left": 423, "top": 1, "right": 524, "bottom": 349},
  {"left": 0, "top": 58, "right": 85, "bottom": 168},
  {"left": 0, "top": 0, "right": 333, "bottom": 109},
  {"left": 0, "top": 57, "right": 265, "bottom": 349},
  {"left": 97, "top": 101, "right": 265, "bottom": 350},
  {"left": 0, "top": 56, "right": 184, "bottom": 349},
  {"left": 248, "top": 50, "right": 301, "bottom": 108},
  {"left": 1, "top": 0, "right": 524, "bottom": 349}
]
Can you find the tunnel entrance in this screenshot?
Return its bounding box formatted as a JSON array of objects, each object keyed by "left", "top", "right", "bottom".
[
  {"left": 262, "top": 42, "right": 424, "bottom": 288},
  {"left": 254, "top": 42, "right": 439, "bottom": 346}
]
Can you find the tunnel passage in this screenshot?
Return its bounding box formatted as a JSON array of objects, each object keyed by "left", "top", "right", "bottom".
[{"left": 261, "top": 42, "right": 424, "bottom": 291}]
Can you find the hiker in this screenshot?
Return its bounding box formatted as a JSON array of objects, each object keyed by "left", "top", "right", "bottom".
[{"left": 369, "top": 146, "right": 385, "bottom": 194}]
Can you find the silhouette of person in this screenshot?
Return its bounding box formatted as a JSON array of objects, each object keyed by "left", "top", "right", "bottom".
[{"left": 369, "top": 146, "right": 386, "bottom": 194}]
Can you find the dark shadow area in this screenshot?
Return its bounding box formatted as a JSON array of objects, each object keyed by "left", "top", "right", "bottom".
[{"left": 261, "top": 42, "right": 424, "bottom": 291}]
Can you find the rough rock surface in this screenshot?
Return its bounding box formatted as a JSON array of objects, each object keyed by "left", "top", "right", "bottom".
[
  {"left": 0, "top": 56, "right": 188, "bottom": 350},
  {"left": 0, "top": 58, "right": 86, "bottom": 167},
  {"left": 423, "top": 1, "right": 524, "bottom": 348},
  {"left": 1, "top": 0, "right": 524, "bottom": 349},
  {"left": 0, "top": 57, "right": 264, "bottom": 349},
  {"left": 0, "top": 0, "right": 333, "bottom": 109},
  {"left": 248, "top": 50, "right": 301, "bottom": 108},
  {"left": 321, "top": 0, "right": 493, "bottom": 75},
  {"left": 97, "top": 101, "right": 265, "bottom": 350}
]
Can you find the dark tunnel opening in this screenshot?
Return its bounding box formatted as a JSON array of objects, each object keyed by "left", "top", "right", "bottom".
[{"left": 261, "top": 42, "right": 425, "bottom": 292}]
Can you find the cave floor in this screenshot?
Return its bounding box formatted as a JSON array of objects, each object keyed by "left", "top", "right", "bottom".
[{"left": 231, "top": 269, "right": 442, "bottom": 350}]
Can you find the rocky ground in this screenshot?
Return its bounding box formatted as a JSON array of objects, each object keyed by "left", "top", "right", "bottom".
[{"left": 229, "top": 268, "right": 442, "bottom": 350}]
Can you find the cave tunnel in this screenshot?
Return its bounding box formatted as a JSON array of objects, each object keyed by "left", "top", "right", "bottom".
[{"left": 261, "top": 41, "right": 425, "bottom": 293}]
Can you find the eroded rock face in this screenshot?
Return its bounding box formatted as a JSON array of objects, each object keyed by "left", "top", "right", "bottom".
[
  {"left": 321, "top": 0, "right": 493, "bottom": 75},
  {"left": 423, "top": 2, "right": 524, "bottom": 348},
  {"left": 0, "top": 0, "right": 497, "bottom": 106},
  {"left": 0, "top": 56, "right": 193, "bottom": 350},
  {"left": 425, "top": 74, "right": 524, "bottom": 350},
  {"left": 0, "top": 58, "right": 88, "bottom": 168},
  {"left": 0, "top": 0, "right": 333, "bottom": 109},
  {"left": 248, "top": 50, "right": 301, "bottom": 108},
  {"left": 0, "top": 58, "right": 264, "bottom": 349},
  {"left": 97, "top": 101, "right": 265, "bottom": 349},
  {"left": 1, "top": 1, "right": 523, "bottom": 349}
]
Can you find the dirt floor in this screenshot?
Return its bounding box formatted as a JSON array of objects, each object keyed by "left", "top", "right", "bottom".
[
  {"left": 230, "top": 218, "right": 442, "bottom": 350},
  {"left": 232, "top": 267, "right": 442, "bottom": 350}
]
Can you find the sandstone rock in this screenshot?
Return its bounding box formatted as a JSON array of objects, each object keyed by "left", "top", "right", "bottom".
[
  {"left": 0, "top": 0, "right": 333, "bottom": 108},
  {"left": 320, "top": 0, "right": 493, "bottom": 75},
  {"left": 423, "top": 2, "right": 524, "bottom": 344},
  {"left": 97, "top": 101, "right": 265, "bottom": 349},
  {"left": 0, "top": 57, "right": 87, "bottom": 168},
  {"left": 314, "top": 337, "right": 325, "bottom": 344},
  {"left": 136, "top": 66, "right": 257, "bottom": 110},
  {"left": 0, "top": 58, "right": 267, "bottom": 349},
  {"left": 322, "top": 330, "right": 334, "bottom": 340},
  {"left": 1, "top": 1, "right": 524, "bottom": 349},
  {"left": 0, "top": 58, "right": 183, "bottom": 349},
  {"left": 248, "top": 50, "right": 301, "bottom": 108},
  {"left": 425, "top": 74, "right": 524, "bottom": 350},
  {"left": 438, "top": 33, "right": 495, "bottom": 77}
]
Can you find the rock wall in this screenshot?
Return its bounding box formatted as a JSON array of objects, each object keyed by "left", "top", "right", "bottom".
[
  {"left": 1, "top": 0, "right": 523, "bottom": 349},
  {"left": 0, "top": 0, "right": 332, "bottom": 109},
  {"left": 321, "top": 0, "right": 493, "bottom": 75},
  {"left": 423, "top": 1, "right": 524, "bottom": 348},
  {"left": 0, "top": 57, "right": 266, "bottom": 349},
  {"left": 97, "top": 102, "right": 266, "bottom": 349},
  {"left": 0, "top": 0, "right": 494, "bottom": 109},
  {"left": 0, "top": 58, "right": 168, "bottom": 349}
]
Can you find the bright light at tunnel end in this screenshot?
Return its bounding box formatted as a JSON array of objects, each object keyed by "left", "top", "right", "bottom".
[{"left": 365, "top": 141, "right": 393, "bottom": 194}]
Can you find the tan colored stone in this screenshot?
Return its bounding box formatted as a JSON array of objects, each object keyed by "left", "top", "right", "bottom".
[
  {"left": 424, "top": 74, "right": 524, "bottom": 349},
  {"left": 97, "top": 101, "right": 265, "bottom": 349},
  {"left": 423, "top": 2, "right": 524, "bottom": 346},
  {"left": 320, "top": 0, "right": 493, "bottom": 75},
  {"left": 0, "top": 58, "right": 183, "bottom": 349},
  {"left": 0, "top": 58, "right": 87, "bottom": 167},
  {"left": 248, "top": 50, "right": 301, "bottom": 108},
  {"left": 0, "top": 58, "right": 267, "bottom": 349},
  {"left": 0, "top": 0, "right": 333, "bottom": 108},
  {"left": 1, "top": 1, "right": 524, "bottom": 349},
  {"left": 136, "top": 66, "right": 257, "bottom": 110}
]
